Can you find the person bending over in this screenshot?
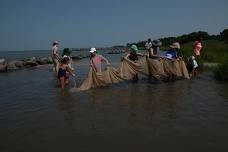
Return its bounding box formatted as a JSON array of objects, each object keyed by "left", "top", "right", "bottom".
[
  {"left": 187, "top": 56, "right": 199, "bottom": 78},
  {"left": 125, "top": 45, "right": 144, "bottom": 82},
  {"left": 90, "top": 48, "right": 111, "bottom": 72}
]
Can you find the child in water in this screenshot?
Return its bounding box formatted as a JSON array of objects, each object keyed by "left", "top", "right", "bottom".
[
  {"left": 58, "top": 56, "right": 75, "bottom": 90},
  {"left": 187, "top": 56, "right": 199, "bottom": 78}
]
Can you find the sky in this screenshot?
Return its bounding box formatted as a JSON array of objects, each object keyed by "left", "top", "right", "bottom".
[{"left": 0, "top": 0, "right": 228, "bottom": 51}]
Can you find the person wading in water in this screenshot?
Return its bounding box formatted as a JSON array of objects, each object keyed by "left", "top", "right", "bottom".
[
  {"left": 193, "top": 37, "right": 202, "bottom": 59},
  {"left": 52, "top": 41, "right": 61, "bottom": 75},
  {"left": 89, "top": 48, "right": 111, "bottom": 73},
  {"left": 125, "top": 45, "right": 144, "bottom": 82}
]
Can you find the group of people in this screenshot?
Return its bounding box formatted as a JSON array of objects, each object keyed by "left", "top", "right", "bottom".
[
  {"left": 51, "top": 37, "right": 202, "bottom": 90},
  {"left": 125, "top": 40, "right": 182, "bottom": 81},
  {"left": 51, "top": 41, "right": 75, "bottom": 90},
  {"left": 126, "top": 38, "right": 202, "bottom": 80},
  {"left": 144, "top": 38, "right": 202, "bottom": 78},
  {"left": 51, "top": 41, "right": 111, "bottom": 90}
]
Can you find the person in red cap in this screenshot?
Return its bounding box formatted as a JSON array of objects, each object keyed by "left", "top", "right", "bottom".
[{"left": 193, "top": 38, "right": 202, "bottom": 59}]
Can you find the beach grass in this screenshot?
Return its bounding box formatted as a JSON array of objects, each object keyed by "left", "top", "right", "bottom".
[
  {"left": 181, "top": 40, "right": 228, "bottom": 81},
  {"left": 214, "top": 61, "right": 228, "bottom": 81},
  {"left": 181, "top": 39, "right": 228, "bottom": 62}
]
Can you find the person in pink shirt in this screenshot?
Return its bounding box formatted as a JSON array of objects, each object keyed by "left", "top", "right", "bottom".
[
  {"left": 194, "top": 38, "right": 202, "bottom": 59},
  {"left": 89, "top": 48, "right": 111, "bottom": 72}
]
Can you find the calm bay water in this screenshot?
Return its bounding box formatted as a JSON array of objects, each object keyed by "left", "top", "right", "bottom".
[
  {"left": 0, "top": 51, "right": 228, "bottom": 152},
  {"left": 0, "top": 50, "right": 90, "bottom": 61}
]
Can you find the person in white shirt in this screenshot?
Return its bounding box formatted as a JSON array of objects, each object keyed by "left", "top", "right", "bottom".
[
  {"left": 187, "top": 56, "right": 199, "bottom": 78},
  {"left": 145, "top": 38, "right": 153, "bottom": 57},
  {"left": 150, "top": 39, "right": 162, "bottom": 58},
  {"left": 192, "top": 56, "right": 199, "bottom": 69},
  {"left": 52, "top": 41, "right": 61, "bottom": 74}
]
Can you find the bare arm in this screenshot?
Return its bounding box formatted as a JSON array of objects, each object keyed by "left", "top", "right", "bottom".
[
  {"left": 66, "top": 66, "right": 75, "bottom": 76},
  {"left": 150, "top": 54, "right": 162, "bottom": 58},
  {"left": 125, "top": 53, "right": 130, "bottom": 58},
  {"left": 100, "top": 55, "right": 111, "bottom": 65},
  {"left": 136, "top": 52, "right": 145, "bottom": 56}
]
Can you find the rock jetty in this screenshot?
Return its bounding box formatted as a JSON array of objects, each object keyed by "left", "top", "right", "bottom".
[{"left": 0, "top": 55, "right": 89, "bottom": 73}]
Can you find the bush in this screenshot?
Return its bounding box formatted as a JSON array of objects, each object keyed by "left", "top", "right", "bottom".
[
  {"left": 201, "top": 52, "right": 216, "bottom": 62},
  {"left": 214, "top": 60, "right": 228, "bottom": 81},
  {"left": 221, "top": 29, "right": 228, "bottom": 43}
]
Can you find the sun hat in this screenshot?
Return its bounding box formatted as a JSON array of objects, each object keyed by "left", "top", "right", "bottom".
[
  {"left": 131, "top": 45, "right": 138, "bottom": 51},
  {"left": 63, "top": 55, "right": 69, "bottom": 58},
  {"left": 152, "top": 39, "right": 162, "bottom": 47},
  {"left": 90, "top": 48, "right": 96, "bottom": 53},
  {"left": 62, "top": 48, "right": 72, "bottom": 56},
  {"left": 170, "top": 42, "right": 180, "bottom": 49},
  {"left": 53, "top": 41, "right": 59, "bottom": 44}
]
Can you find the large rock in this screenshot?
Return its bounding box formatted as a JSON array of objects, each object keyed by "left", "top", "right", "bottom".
[
  {"left": 37, "top": 57, "right": 49, "bottom": 65},
  {"left": 0, "top": 59, "right": 6, "bottom": 64},
  {"left": 0, "top": 56, "right": 54, "bottom": 73},
  {"left": 23, "top": 57, "right": 38, "bottom": 67},
  {"left": 7, "top": 60, "right": 24, "bottom": 70},
  {"left": 0, "top": 59, "right": 7, "bottom": 72},
  {"left": 7, "top": 61, "right": 19, "bottom": 70},
  {"left": 14, "top": 60, "right": 24, "bottom": 68},
  {"left": 37, "top": 57, "right": 53, "bottom": 65},
  {"left": 47, "top": 57, "right": 53, "bottom": 64},
  {"left": 0, "top": 64, "right": 7, "bottom": 72}
]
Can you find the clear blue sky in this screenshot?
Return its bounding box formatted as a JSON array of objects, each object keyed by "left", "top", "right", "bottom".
[{"left": 0, "top": 0, "right": 228, "bottom": 51}]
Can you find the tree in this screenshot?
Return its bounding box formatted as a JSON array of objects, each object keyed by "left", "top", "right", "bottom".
[{"left": 221, "top": 29, "right": 228, "bottom": 43}]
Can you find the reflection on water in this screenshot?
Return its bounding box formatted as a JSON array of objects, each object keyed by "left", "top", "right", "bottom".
[
  {"left": 58, "top": 92, "right": 75, "bottom": 125},
  {"left": 0, "top": 55, "right": 228, "bottom": 152}
]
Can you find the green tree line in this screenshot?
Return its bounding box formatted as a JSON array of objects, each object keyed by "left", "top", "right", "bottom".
[{"left": 127, "top": 29, "right": 228, "bottom": 48}]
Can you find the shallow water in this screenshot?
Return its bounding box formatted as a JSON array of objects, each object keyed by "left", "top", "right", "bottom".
[{"left": 1, "top": 54, "right": 228, "bottom": 152}]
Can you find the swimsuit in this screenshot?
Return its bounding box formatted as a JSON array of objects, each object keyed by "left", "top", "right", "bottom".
[{"left": 57, "top": 68, "right": 69, "bottom": 80}]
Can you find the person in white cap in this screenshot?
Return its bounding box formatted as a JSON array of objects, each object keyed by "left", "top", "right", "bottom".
[
  {"left": 89, "top": 48, "right": 110, "bottom": 72},
  {"left": 52, "top": 41, "right": 61, "bottom": 74}
]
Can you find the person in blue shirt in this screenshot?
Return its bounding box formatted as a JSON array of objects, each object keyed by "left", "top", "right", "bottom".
[
  {"left": 165, "top": 42, "right": 181, "bottom": 81},
  {"left": 166, "top": 42, "right": 181, "bottom": 59}
]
